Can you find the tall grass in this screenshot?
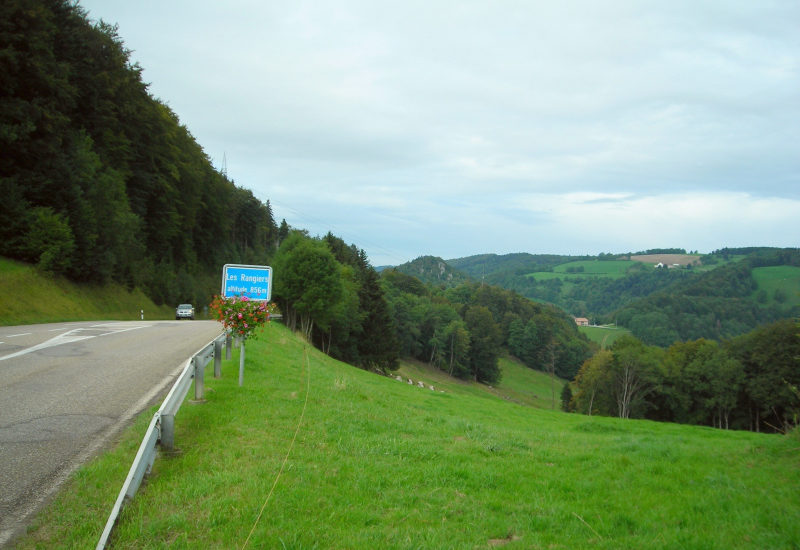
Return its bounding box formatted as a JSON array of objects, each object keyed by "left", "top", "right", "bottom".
[{"left": 17, "top": 323, "right": 800, "bottom": 549}]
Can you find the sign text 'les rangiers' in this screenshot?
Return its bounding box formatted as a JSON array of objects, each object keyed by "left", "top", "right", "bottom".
[{"left": 221, "top": 264, "right": 272, "bottom": 301}]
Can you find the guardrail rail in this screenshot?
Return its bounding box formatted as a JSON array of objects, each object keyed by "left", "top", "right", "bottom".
[{"left": 96, "top": 332, "right": 229, "bottom": 549}]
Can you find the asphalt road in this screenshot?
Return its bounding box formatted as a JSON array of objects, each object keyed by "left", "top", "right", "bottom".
[{"left": 0, "top": 320, "right": 224, "bottom": 547}]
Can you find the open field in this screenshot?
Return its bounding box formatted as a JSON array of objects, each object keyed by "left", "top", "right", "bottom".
[
  {"left": 752, "top": 265, "right": 800, "bottom": 307},
  {"left": 528, "top": 260, "right": 637, "bottom": 281},
  {"left": 579, "top": 325, "right": 633, "bottom": 349},
  {"left": 0, "top": 257, "right": 174, "bottom": 325},
  {"left": 16, "top": 323, "right": 800, "bottom": 549}
]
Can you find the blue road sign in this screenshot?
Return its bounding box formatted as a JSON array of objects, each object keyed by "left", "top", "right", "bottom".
[{"left": 221, "top": 264, "right": 272, "bottom": 301}]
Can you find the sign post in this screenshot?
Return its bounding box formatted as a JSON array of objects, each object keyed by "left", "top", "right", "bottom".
[{"left": 220, "top": 264, "right": 272, "bottom": 386}]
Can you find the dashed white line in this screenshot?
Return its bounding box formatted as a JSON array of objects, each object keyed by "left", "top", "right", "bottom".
[{"left": 6, "top": 333, "right": 31, "bottom": 338}]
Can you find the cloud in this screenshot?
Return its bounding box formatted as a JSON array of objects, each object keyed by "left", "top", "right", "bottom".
[{"left": 80, "top": 0, "right": 800, "bottom": 265}]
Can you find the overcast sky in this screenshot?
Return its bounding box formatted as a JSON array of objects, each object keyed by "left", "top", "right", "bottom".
[{"left": 79, "top": 0, "right": 799, "bottom": 266}]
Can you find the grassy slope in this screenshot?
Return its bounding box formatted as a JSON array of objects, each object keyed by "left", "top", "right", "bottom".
[
  {"left": 553, "top": 260, "right": 637, "bottom": 276},
  {"left": 752, "top": 265, "right": 800, "bottom": 307},
  {"left": 397, "top": 355, "right": 566, "bottom": 410},
  {"left": 18, "top": 324, "right": 800, "bottom": 549},
  {"left": 579, "top": 325, "right": 633, "bottom": 349},
  {"left": 528, "top": 260, "right": 637, "bottom": 282},
  {"left": 0, "top": 257, "right": 174, "bottom": 325}
]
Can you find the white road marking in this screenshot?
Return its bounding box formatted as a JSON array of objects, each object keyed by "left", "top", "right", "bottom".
[
  {"left": 0, "top": 323, "right": 149, "bottom": 361},
  {"left": 6, "top": 333, "right": 31, "bottom": 338},
  {"left": 0, "top": 331, "right": 94, "bottom": 361}
]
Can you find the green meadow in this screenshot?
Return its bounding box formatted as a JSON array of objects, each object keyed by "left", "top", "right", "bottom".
[
  {"left": 396, "top": 355, "right": 565, "bottom": 410},
  {"left": 17, "top": 323, "right": 800, "bottom": 549},
  {"left": 528, "top": 260, "right": 637, "bottom": 282},
  {"left": 579, "top": 325, "right": 633, "bottom": 349},
  {"left": 752, "top": 265, "right": 800, "bottom": 307}
]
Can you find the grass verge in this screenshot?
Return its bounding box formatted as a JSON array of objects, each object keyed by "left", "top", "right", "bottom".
[{"left": 16, "top": 323, "right": 800, "bottom": 549}]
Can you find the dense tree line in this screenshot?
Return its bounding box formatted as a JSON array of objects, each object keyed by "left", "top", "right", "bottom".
[
  {"left": 272, "top": 232, "right": 399, "bottom": 373},
  {"left": 569, "top": 319, "right": 800, "bottom": 433},
  {"left": 381, "top": 272, "right": 594, "bottom": 383},
  {"left": 1, "top": 0, "right": 278, "bottom": 306}
]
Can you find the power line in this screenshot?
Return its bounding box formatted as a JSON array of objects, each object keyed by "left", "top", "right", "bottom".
[{"left": 267, "top": 197, "right": 411, "bottom": 266}]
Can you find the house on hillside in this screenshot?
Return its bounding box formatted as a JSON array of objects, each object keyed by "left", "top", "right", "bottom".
[{"left": 574, "top": 317, "right": 589, "bottom": 327}]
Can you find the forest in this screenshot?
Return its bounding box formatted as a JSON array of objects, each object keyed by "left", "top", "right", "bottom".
[
  {"left": 568, "top": 319, "right": 800, "bottom": 433},
  {"left": 613, "top": 249, "right": 800, "bottom": 346},
  {"left": 1, "top": 0, "right": 281, "bottom": 306},
  {"left": 381, "top": 269, "right": 593, "bottom": 382}
]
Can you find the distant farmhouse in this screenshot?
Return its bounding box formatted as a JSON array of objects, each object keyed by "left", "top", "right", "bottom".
[{"left": 574, "top": 317, "right": 589, "bottom": 327}]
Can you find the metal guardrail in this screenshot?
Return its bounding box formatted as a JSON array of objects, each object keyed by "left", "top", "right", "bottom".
[{"left": 96, "top": 332, "right": 229, "bottom": 549}]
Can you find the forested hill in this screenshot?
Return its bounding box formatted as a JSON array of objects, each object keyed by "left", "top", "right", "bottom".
[
  {"left": 445, "top": 248, "right": 800, "bottom": 347},
  {"left": 394, "top": 255, "right": 469, "bottom": 287},
  {"left": 447, "top": 252, "right": 590, "bottom": 279},
  {"left": 1, "top": 0, "right": 282, "bottom": 306},
  {"left": 614, "top": 249, "right": 800, "bottom": 346}
]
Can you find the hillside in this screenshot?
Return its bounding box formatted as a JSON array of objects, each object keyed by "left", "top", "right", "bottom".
[
  {"left": 0, "top": 256, "right": 173, "bottom": 325},
  {"left": 447, "top": 252, "right": 580, "bottom": 279},
  {"left": 392, "top": 255, "right": 469, "bottom": 287},
  {"left": 396, "top": 354, "right": 568, "bottom": 410},
  {"left": 17, "top": 323, "right": 800, "bottom": 548},
  {"left": 446, "top": 248, "right": 800, "bottom": 345},
  {"left": 614, "top": 250, "right": 800, "bottom": 346}
]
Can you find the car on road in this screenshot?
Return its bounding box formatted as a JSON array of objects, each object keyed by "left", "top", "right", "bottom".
[{"left": 175, "top": 304, "right": 195, "bottom": 320}]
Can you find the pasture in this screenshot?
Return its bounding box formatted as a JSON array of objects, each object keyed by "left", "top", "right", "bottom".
[
  {"left": 578, "top": 325, "right": 633, "bottom": 349},
  {"left": 528, "top": 260, "right": 637, "bottom": 282},
  {"left": 752, "top": 265, "right": 800, "bottom": 307}
]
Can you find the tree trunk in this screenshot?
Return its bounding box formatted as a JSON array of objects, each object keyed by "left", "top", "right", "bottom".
[
  {"left": 449, "top": 334, "right": 455, "bottom": 376},
  {"left": 550, "top": 346, "right": 556, "bottom": 410}
]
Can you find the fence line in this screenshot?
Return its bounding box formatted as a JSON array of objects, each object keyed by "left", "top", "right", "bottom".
[{"left": 96, "top": 332, "right": 229, "bottom": 549}]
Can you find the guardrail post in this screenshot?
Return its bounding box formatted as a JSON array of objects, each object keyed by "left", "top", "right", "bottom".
[
  {"left": 225, "top": 333, "right": 232, "bottom": 359},
  {"left": 161, "top": 413, "right": 175, "bottom": 452},
  {"left": 194, "top": 356, "right": 204, "bottom": 401},
  {"left": 214, "top": 337, "right": 222, "bottom": 378},
  {"left": 239, "top": 341, "right": 246, "bottom": 386}
]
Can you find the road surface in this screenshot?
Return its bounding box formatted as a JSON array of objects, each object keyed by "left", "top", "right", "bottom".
[{"left": 0, "top": 320, "right": 224, "bottom": 547}]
